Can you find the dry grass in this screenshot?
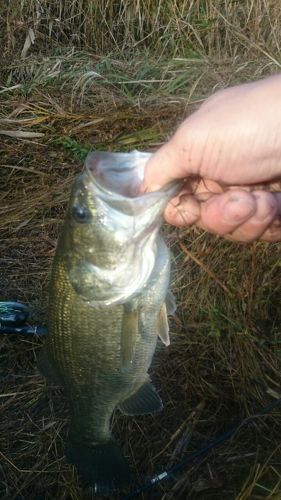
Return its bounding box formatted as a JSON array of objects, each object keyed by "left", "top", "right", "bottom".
[
  {"left": 1, "top": 3, "right": 281, "bottom": 499},
  {"left": 2, "top": 0, "right": 281, "bottom": 60},
  {"left": 1, "top": 56, "right": 281, "bottom": 498}
]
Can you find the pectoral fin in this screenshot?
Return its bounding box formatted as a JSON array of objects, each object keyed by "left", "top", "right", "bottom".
[
  {"left": 118, "top": 381, "right": 163, "bottom": 415},
  {"left": 157, "top": 303, "right": 170, "bottom": 346},
  {"left": 120, "top": 305, "right": 138, "bottom": 371}
]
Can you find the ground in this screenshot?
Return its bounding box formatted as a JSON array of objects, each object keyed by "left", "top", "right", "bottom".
[{"left": 0, "top": 34, "right": 281, "bottom": 500}]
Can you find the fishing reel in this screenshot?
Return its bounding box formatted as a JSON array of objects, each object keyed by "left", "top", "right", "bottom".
[{"left": 0, "top": 301, "right": 47, "bottom": 335}]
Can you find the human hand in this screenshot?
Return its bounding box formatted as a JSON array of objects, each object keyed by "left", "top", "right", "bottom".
[{"left": 144, "top": 75, "right": 281, "bottom": 241}]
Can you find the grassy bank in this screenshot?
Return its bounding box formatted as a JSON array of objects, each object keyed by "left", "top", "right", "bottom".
[{"left": 1, "top": 2, "right": 281, "bottom": 499}]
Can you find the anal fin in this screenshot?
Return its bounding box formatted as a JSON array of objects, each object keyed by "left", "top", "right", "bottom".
[{"left": 118, "top": 381, "right": 163, "bottom": 415}]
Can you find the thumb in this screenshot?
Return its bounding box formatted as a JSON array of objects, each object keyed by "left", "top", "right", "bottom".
[{"left": 144, "top": 139, "right": 188, "bottom": 192}]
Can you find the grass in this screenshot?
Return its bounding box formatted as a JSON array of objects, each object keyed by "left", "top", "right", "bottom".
[
  {"left": 2, "top": 0, "right": 281, "bottom": 59},
  {"left": 1, "top": 3, "right": 281, "bottom": 499}
]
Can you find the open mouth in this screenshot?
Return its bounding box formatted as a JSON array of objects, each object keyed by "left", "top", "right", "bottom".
[{"left": 85, "top": 151, "right": 152, "bottom": 198}]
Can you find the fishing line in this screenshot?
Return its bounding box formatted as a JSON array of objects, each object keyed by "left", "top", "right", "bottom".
[
  {"left": 0, "top": 324, "right": 48, "bottom": 335},
  {"left": 123, "top": 397, "right": 281, "bottom": 499}
]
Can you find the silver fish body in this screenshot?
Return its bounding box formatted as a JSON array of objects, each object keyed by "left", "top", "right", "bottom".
[{"left": 39, "top": 151, "right": 178, "bottom": 493}]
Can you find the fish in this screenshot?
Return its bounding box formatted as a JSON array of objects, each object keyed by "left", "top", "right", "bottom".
[{"left": 38, "top": 150, "right": 179, "bottom": 494}]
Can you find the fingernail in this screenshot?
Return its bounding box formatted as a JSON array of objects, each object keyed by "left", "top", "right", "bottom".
[{"left": 222, "top": 196, "right": 255, "bottom": 224}]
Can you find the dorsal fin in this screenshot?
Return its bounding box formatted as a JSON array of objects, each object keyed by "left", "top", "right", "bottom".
[{"left": 37, "top": 345, "right": 62, "bottom": 386}]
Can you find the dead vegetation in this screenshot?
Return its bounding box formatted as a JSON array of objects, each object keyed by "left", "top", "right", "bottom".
[
  {"left": 1, "top": 1, "right": 281, "bottom": 499},
  {"left": 2, "top": 0, "right": 281, "bottom": 60}
]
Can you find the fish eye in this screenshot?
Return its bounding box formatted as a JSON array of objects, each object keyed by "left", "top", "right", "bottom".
[{"left": 72, "top": 205, "right": 92, "bottom": 224}]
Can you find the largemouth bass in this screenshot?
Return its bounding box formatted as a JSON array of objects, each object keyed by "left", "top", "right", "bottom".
[{"left": 39, "top": 151, "right": 179, "bottom": 494}]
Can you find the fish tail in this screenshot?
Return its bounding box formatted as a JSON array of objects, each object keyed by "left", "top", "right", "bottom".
[{"left": 66, "top": 438, "right": 130, "bottom": 494}]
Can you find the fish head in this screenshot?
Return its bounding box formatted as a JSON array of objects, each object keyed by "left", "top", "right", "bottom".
[{"left": 60, "top": 151, "right": 181, "bottom": 305}]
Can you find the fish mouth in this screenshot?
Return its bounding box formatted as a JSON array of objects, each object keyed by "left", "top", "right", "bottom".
[
  {"left": 84, "top": 150, "right": 182, "bottom": 217},
  {"left": 85, "top": 150, "right": 148, "bottom": 198}
]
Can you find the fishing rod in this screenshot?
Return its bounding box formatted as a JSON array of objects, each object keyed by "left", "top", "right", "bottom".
[
  {"left": 123, "top": 397, "right": 281, "bottom": 499},
  {"left": 0, "top": 301, "right": 47, "bottom": 336}
]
